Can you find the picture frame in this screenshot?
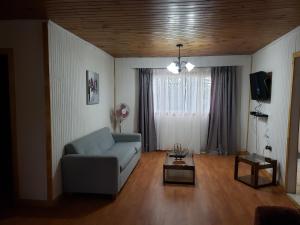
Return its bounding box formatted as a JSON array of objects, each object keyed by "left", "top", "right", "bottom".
[{"left": 86, "top": 70, "right": 99, "bottom": 105}]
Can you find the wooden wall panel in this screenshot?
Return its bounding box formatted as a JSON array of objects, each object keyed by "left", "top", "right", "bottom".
[{"left": 1, "top": 1, "right": 300, "bottom": 57}]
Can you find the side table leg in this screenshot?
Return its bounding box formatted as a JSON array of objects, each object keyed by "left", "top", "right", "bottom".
[
  {"left": 251, "top": 166, "right": 255, "bottom": 176},
  {"left": 272, "top": 161, "right": 277, "bottom": 185},
  {"left": 234, "top": 156, "right": 239, "bottom": 180}
]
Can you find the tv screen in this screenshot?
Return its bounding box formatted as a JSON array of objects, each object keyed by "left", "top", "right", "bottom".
[{"left": 250, "top": 71, "right": 272, "bottom": 101}]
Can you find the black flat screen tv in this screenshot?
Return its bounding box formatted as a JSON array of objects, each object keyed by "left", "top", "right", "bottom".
[{"left": 250, "top": 71, "right": 272, "bottom": 101}]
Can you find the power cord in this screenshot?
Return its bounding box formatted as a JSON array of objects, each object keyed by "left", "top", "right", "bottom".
[{"left": 254, "top": 101, "right": 262, "bottom": 155}]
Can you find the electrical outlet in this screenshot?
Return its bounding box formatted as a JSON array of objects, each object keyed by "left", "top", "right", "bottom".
[{"left": 265, "top": 145, "right": 272, "bottom": 151}]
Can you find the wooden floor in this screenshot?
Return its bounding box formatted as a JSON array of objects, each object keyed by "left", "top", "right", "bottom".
[{"left": 0, "top": 152, "right": 296, "bottom": 225}]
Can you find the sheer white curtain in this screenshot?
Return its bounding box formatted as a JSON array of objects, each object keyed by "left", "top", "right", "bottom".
[{"left": 153, "top": 68, "right": 211, "bottom": 154}]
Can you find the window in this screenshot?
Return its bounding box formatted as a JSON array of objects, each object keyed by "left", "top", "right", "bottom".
[
  {"left": 153, "top": 68, "right": 211, "bottom": 114},
  {"left": 152, "top": 68, "right": 211, "bottom": 153}
]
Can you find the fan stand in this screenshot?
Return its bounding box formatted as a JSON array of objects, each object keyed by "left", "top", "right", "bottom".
[{"left": 119, "top": 120, "right": 123, "bottom": 133}]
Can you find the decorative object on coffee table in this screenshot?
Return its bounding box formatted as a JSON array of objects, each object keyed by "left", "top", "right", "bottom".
[
  {"left": 234, "top": 153, "right": 277, "bottom": 188},
  {"left": 163, "top": 151, "right": 195, "bottom": 185},
  {"left": 169, "top": 143, "right": 189, "bottom": 160}
]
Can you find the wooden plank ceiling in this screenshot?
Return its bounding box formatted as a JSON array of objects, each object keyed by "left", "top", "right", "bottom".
[{"left": 2, "top": 0, "right": 300, "bottom": 57}]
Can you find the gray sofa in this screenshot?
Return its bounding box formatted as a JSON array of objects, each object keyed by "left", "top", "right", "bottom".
[{"left": 61, "top": 127, "right": 141, "bottom": 197}]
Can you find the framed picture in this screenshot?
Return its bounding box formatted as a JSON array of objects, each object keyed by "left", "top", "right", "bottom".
[{"left": 86, "top": 70, "right": 99, "bottom": 105}]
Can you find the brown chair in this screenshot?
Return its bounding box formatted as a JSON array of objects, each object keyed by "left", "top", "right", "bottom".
[{"left": 255, "top": 206, "right": 300, "bottom": 225}]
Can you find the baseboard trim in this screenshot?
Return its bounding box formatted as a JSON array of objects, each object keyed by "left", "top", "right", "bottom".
[
  {"left": 250, "top": 165, "right": 300, "bottom": 208},
  {"left": 286, "top": 194, "right": 300, "bottom": 209},
  {"left": 16, "top": 194, "right": 63, "bottom": 207},
  {"left": 156, "top": 149, "right": 249, "bottom": 155},
  {"left": 237, "top": 150, "right": 248, "bottom": 155},
  {"left": 16, "top": 199, "right": 51, "bottom": 208}
]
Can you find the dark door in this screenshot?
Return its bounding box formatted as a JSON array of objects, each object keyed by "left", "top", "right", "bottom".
[{"left": 0, "top": 54, "right": 14, "bottom": 209}]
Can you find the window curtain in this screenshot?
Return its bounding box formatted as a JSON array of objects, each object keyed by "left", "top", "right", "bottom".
[
  {"left": 207, "top": 66, "right": 237, "bottom": 154},
  {"left": 153, "top": 68, "right": 211, "bottom": 154},
  {"left": 138, "top": 68, "right": 157, "bottom": 152}
]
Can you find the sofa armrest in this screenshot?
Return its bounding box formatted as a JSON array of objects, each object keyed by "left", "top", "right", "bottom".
[
  {"left": 61, "top": 155, "right": 119, "bottom": 194},
  {"left": 254, "top": 206, "right": 300, "bottom": 225},
  {"left": 112, "top": 133, "right": 141, "bottom": 142}
]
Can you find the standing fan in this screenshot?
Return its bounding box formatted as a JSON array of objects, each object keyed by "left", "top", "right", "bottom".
[{"left": 115, "top": 103, "right": 130, "bottom": 133}]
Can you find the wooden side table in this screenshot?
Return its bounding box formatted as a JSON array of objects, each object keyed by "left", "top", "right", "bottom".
[{"left": 234, "top": 154, "right": 277, "bottom": 188}]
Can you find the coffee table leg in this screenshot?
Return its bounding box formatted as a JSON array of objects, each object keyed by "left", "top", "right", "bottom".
[
  {"left": 192, "top": 168, "right": 195, "bottom": 185},
  {"left": 254, "top": 166, "right": 259, "bottom": 188}
]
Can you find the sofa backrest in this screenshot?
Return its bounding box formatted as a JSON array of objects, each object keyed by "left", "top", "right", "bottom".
[{"left": 64, "top": 127, "right": 115, "bottom": 155}]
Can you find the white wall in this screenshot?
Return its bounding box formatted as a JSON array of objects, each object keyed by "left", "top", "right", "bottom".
[
  {"left": 248, "top": 26, "right": 300, "bottom": 184},
  {"left": 48, "top": 21, "right": 115, "bottom": 198},
  {"left": 115, "top": 56, "right": 252, "bottom": 150},
  {"left": 0, "top": 20, "right": 47, "bottom": 200}
]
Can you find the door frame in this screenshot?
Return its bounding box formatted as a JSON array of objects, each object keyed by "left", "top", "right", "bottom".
[
  {"left": 285, "top": 51, "right": 300, "bottom": 193},
  {"left": 0, "top": 48, "right": 19, "bottom": 201}
]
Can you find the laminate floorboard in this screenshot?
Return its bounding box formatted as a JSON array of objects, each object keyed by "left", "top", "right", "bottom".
[{"left": 0, "top": 152, "right": 296, "bottom": 225}]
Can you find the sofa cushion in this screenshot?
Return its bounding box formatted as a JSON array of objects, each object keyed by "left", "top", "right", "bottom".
[
  {"left": 104, "top": 142, "right": 140, "bottom": 171},
  {"left": 65, "top": 127, "right": 115, "bottom": 155},
  {"left": 125, "top": 142, "right": 142, "bottom": 153}
]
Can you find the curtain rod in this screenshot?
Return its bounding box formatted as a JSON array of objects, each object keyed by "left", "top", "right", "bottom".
[{"left": 131, "top": 66, "right": 213, "bottom": 69}]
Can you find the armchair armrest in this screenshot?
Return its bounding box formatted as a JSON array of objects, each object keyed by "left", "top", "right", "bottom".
[
  {"left": 254, "top": 206, "right": 300, "bottom": 225},
  {"left": 61, "top": 154, "right": 119, "bottom": 194},
  {"left": 112, "top": 133, "right": 141, "bottom": 142}
]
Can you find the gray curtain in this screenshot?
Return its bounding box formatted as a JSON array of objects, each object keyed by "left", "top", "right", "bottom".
[
  {"left": 207, "top": 66, "right": 237, "bottom": 154},
  {"left": 138, "top": 68, "right": 157, "bottom": 152}
]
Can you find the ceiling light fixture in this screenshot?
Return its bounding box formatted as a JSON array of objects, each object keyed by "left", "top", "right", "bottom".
[{"left": 167, "top": 44, "right": 195, "bottom": 74}]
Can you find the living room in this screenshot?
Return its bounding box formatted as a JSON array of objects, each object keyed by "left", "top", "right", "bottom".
[{"left": 1, "top": 1, "right": 300, "bottom": 225}]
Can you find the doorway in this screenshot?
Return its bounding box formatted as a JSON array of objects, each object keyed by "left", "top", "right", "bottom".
[
  {"left": 297, "top": 129, "right": 300, "bottom": 193},
  {"left": 0, "top": 49, "right": 17, "bottom": 211},
  {"left": 285, "top": 52, "right": 300, "bottom": 193}
]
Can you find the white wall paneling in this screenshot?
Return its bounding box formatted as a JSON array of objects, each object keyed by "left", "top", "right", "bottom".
[
  {"left": 248, "top": 26, "right": 300, "bottom": 185},
  {"left": 48, "top": 21, "right": 114, "bottom": 198}
]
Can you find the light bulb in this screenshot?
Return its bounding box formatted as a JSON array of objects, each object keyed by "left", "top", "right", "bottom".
[
  {"left": 185, "top": 62, "right": 195, "bottom": 72},
  {"left": 167, "top": 62, "right": 179, "bottom": 74}
]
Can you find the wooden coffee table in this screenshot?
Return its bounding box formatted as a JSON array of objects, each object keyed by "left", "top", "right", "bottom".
[{"left": 163, "top": 152, "right": 195, "bottom": 185}]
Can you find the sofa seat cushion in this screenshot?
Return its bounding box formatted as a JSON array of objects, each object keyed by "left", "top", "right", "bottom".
[{"left": 104, "top": 142, "right": 140, "bottom": 171}]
